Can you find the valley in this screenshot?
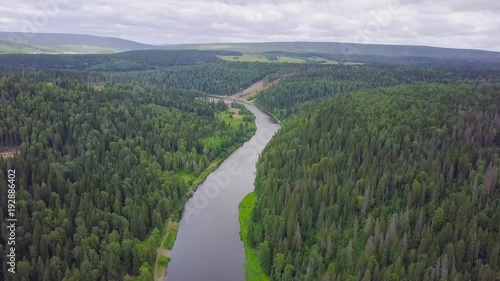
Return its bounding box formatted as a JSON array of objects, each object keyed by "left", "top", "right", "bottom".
[{"left": 0, "top": 41, "right": 499, "bottom": 281}]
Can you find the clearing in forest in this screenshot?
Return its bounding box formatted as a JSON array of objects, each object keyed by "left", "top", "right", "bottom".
[
  {"left": 0, "top": 147, "right": 20, "bottom": 159},
  {"left": 232, "top": 80, "right": 279, "bottom": 102}
]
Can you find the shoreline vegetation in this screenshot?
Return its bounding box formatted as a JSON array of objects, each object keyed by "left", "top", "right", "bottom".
[
  {"left": 229, "top": 79, "right": 281, "bottom": 125},
  {"left": 239, "top": 193, "right": 270, "bottom": 281},
  {"left": 206, "top": 78, "right": 282, "bottom": 125},
  {"left": 154, "top": 218, "right": 178, "bottom": 281},
  {"left": 123, "top": 107, "right": 256, "bottom": 281}
]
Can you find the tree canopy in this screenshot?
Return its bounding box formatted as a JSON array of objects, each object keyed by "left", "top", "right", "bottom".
[
  {"left": 0, "top": 69, "right": 255, "bottom": 280},
  {"left": 250, "top": 83, "right": 500, "bottom": 280}
]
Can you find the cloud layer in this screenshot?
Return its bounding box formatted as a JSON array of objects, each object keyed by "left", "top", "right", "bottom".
[{"left": 1, "top": 0, "right": 498, "bottom": 51}]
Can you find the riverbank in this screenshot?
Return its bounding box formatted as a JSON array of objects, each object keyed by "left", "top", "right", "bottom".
[
  {"left": 239, "top": 193, "right": 270, "bottom": 281},
  {"left": 161, "top": 82, "right": 279, "bottom": 280},
  {"left": 205, "top": 78, "right": 281, "bottom": 125},
  {"left": 155, "top": 107, "right": 257, "bottom": 281},
  {"left": 154, "top": 217, "right": 178, "bottom": 281},
  {"left": 164, "top": 101, "right": 279, "bottom": 281},
  {"left": 154, "top": 143, "right": 253, "bottom": 281}
]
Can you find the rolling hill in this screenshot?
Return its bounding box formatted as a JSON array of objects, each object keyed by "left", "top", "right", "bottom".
[
  {"left": 0, "top": 32, "right": 499, "bottom": 68},
  {"left": 0, "top": 40, "right": 55, "bottom": 54},
  {"left": 162, "top": 42, "right": 500, "bottom": 68},
  {"left": 161, "top": 42, "right": 500, "bottom": 60},
  {"left": 0, "top": 32, "right": 155, "bottom": 54}
]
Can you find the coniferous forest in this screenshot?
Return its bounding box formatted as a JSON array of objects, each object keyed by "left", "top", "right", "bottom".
[
  {"left": 0, "top": 63, "right": 258, "bottom": 280},
  {"left": 0, "top": 50, "right": 499, "bottom": 281},
  {"left": 250, "top": 74, "right": 500, "bottom": 280}
]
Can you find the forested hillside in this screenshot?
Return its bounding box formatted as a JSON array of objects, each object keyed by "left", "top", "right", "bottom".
[
  {"left": 138, "top": 63, "right": 283, "bottom": 96},
  {"left": 0, "top": 40, "right": 54, "bottom": 55},
  {"left": 0, "top": 50, "right": 224, "bottom": 71},
  {"left": 0, "top": 51, "right": 291, "bottom": 96},
  {"left": 0, "top": 70, "right": 255, "bottom": 280},
  {"left": 255, "top": 65, "right": 500, "bottom": 119},
  {"left": 249, "top": 83, "right": 500, "bottom": 280},
  {"left": 163, "top": 42, "right": 500, "bottom": 69}
]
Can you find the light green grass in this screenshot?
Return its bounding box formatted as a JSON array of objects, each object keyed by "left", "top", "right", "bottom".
[
  {"left": 90, "top": 84, "right": 105, "bottom": 91},
  {"left": 163, "top": 225, "right": 179, "bottom": 250},
  {"left": 343, "top": 61, "right": 365, "bottom": 66},
  {"left": 276, "top": 56, "right": 306, "bottom": 63},
  {"left": 154, "top": 219, "right": 178, "bottom": 281},
  {"left": 158, "top": 256, "right": 170, "bottom": 267},
  {"left": 179, "top": 172, "right": 196, "bottom": 183},
  {"left": 56, "top": 44, "right": 122, "bottom": 54},
  {"left": 308, "top": 57, "right": 339, "bottom": 64},
  {"left": 0, "top": 40, "right": 54, "bottom": 54},
  {"left": 218, "top": 112, "right": 243, "bottom": 126},
  {"left": 218, "top": 54, "right": 271, "bottom": 63},
  {"left": 216, "top": 107, "right": 256, "bottom": 129},
  {"left": 323, "top": 61, "right": 340, "bottom": 65},
  {"left": 218, "top": 54, "right": 342, "bottom": 65},
  {"left": 193, "top": 163, "right": 219, "bottom": 185},
  {"left": 218, "top": 54, "right": 307, "bottom": 64},
  {"left": 239, "top": 193, "right": 270, "bottom": 281}
]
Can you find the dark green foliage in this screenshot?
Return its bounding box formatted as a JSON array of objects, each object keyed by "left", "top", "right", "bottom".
[
  {"left": 0, "top": 50, "right": 223, "bottom": 71},
  {"left": 0, "top": 52, "right": 289, "bottom": 95},
  {"left": 0, "top": 70, "right": 255, "bottom": 280},
  {"left": 251, "top": 83, "right": 500, "bottom": 280},
  {"left": 137, "top": 62, "right": 282, "bottom": 95},
  {"left": 258, "top": 241, "right": 272, "bottom": 275},
  {"left": 255, "top": 65, "right": 500, "bottom": 119}
]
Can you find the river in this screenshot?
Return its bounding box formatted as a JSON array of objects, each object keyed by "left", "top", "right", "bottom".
[{"left": 165, "top": 102, "right": 280, "bottom": 281}]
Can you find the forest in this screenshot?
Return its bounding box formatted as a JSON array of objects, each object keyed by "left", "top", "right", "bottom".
[
  {"left": 0, "top": 68, "right": 256, "bottom": 280},
  {"left": 0, "top": 50, "right": 499, "bottom": 281},
  {"left": 249, "top": 78, "right": 500, "bottom": 280},
  {"left": 0, "top": 50, "right": 241, "bottom": 71},
  {"left": 255, "top": 65, "right": 500, "bottom": 119},
  {"left": 134, "top": 62, "right": 284, "bottom": 96}
]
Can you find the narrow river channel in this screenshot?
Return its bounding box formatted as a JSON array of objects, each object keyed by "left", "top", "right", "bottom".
[{"left": 165, "top": 102, "right": 280, "bottom": 281}]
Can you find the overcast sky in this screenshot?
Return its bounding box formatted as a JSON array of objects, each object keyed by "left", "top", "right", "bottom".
[{"left": 0, "top": 0, "right": 499, "bottom": 51}]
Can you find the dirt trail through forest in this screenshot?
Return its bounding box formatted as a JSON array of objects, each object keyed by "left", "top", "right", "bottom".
[{"left": 231, "top": 79, "right": 278, "bottom": 102}]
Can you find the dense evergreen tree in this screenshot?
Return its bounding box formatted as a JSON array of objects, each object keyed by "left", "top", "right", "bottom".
[
  {"left": 1, "top": 51, "right": 500, "bottom": 281},
  {"left": 0, "top": 50, "right": 224, "bottom": 71},
  {"left": 0, "top": 70, "right": 255, "bottom": 280},
  {"left": 255, "top": 65, "right": 500, "bottom": 119},
  {"left": 134, "top": 62, "right": 284, "bottom": 96},
  {"left": 252, "top": 83, "right": 500, "bottom": 281}
]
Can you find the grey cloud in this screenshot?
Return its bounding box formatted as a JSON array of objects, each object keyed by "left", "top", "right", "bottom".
[
  {"left": 449, "top": 0, "right": 500, "bottom": 12},
  {"left": 0, "top": 0, "right": 498, "bottom": 51}
]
